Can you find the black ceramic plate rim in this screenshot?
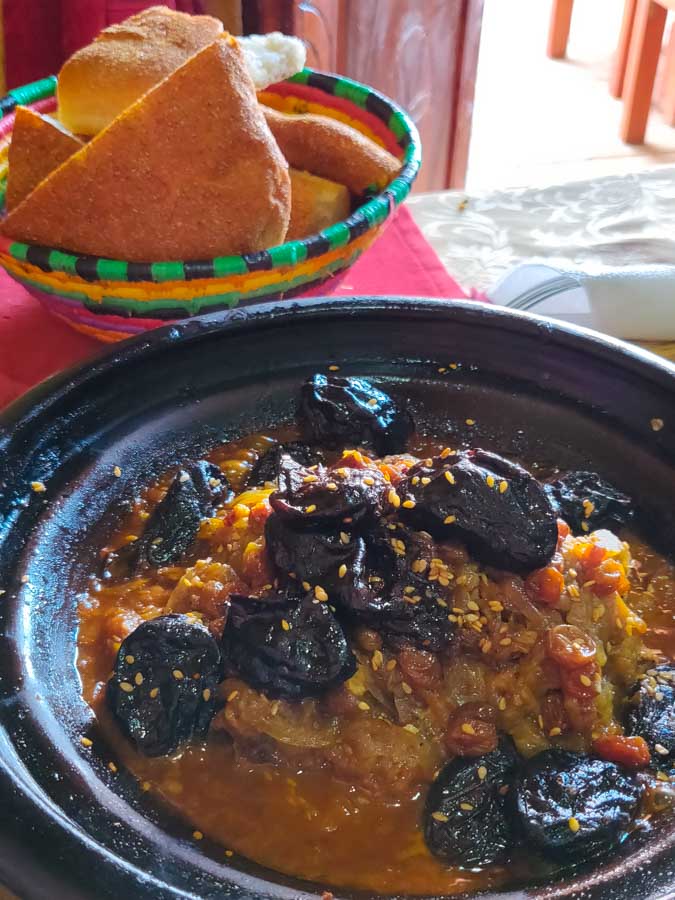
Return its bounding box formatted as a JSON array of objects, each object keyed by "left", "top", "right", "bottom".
[{"left": 1, "top": 295, "right": 675, "bottom": 900}]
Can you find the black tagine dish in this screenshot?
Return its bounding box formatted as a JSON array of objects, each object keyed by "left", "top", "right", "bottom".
[{"left": 0, "top": 296, "right": 674, "bottom": 900}]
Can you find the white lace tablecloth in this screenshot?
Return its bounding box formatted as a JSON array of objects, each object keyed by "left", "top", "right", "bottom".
[{"left": 406, "top": 166, "right": 675, "bottom": 296}]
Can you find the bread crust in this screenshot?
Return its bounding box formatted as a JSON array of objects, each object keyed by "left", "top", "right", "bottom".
[
  {"left": 287, "top": 169, "right": 350, "bottom": 240},
  {"left": 4, "top": 38, "right": 290, "bottom": 262},
  {"left": 57, "top": 5, "right": 223, "bottom": 136},
  {"left": 6, "top": 107, "right": 82, "bottom": 210},
  {"left": 263, "top": 106, "right": 401, "bottom": 195}
]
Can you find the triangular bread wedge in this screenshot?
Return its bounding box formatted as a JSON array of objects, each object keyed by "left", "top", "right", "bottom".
[
  {"left": 6, "top": 107, "right": 83, "bottom": 211},
  {"left": 4, "top": 36, "right": 290, "bottom": 261},
  {"left": 57, "top": 5, "right": 224, "bottom": 136}
]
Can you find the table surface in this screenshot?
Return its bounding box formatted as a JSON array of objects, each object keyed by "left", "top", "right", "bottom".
[{"left": 407, "top": 165, "right": 675, "bottom": 361}]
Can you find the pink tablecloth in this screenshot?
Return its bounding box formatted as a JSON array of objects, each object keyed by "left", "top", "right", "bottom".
[{"left": 0, "top": 205, "right": 468, "bottom": 410}]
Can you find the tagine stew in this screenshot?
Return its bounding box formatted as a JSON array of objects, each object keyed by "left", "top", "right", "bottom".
[{"left": 77, "top": 375, "right": 675, "bottom": 895}]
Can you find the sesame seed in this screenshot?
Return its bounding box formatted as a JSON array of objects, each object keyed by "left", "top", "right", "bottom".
[
  {"left": 465, "top": 419, "right": 476, "bottom": 426},
  {"left": 305, "top": 504, "right": 317, "bottom": 514},
  {"left": 489, "top": 600, "right": 504, "bottom": 612},
  {"left": 438, "top": 367, "right": 447, "bottom": 374},
  {"left": 386, "top": 659, "right": 397, "bottom": 671},
  {"left": 0, "top": 590, "right": 5, "bottom": 597},
  {"left": 337, "top": 564, "right": 348, "bottom": 580},
  {"left": 30, "top": 481, "right": 46, "bottom": 493},
  {"left": 80, "top": 737, "right": 93, "bottom": 748},
  {"left": 141, "top": 781, "right": 151, "bottom": 791},
  {"left": 580, "top": 674, "right": 592, "bottom": 687},
  {"left": 568, "top": 817, "right": 580, "bottom": 833},
  {"left": 113, "top": 466, "right": 122, "bottom": 477},
  {"left": 150, "top": 687, "right": 159, "bottom": 698},
  {"left": 326, "top": 481, "right": 338, "bottom": 491},
  {"left": 372, "top": 650, "right": 384, "bottom": 670},
  {"left": 651, "top": 418, "right": 664, "bottom": 432},
  {"left": 367, "top": 398, "right": 378, "bottom": 407},
  {"left": 499, "top": 480, "right": 508, "bottom": 493},
  {"left": 328, "top": 365, "right": 340, "bottom": 371},
  {"left": 655, "top": 743, "right": 669, "bottom": 755},
  {"left": 467, "top": 600, "right": 480, "bottom": 612},
  {"left": 193, "top": 830, "right": 204, "bottom": 840},
  {"left": 119, "top": 682, "right": 133, "bottom": 693},
  {"left": 201, "top": 688, "right": 212, "bottom": 702},
  {"left": 498, "top": 697, "right": 507, "bottom": 711},
  {"left": 449, "top": 363, "right": 458, "bottom": 370},
  {"left": 281, "top": 619, "right": 291, "bottom": 631},
  {"left": 538, "top": 715, "right": 544, "bottom": 729},
  {"left": 227, "top": 690, "right": 239, "bottom": 702},
  {"left": 411, "top": 476, "right": 420, "bottom": 485},
  {"left": 581, "top": 521, "right": 589, "bottom": 532},
  {"left": 173, "top": 669, "right": 184, "bottom": 680},
  {"left": 440, "top": 447, "right": 454, "bottom": 459},
  {"left": 388, "top": 489, "right": 401, "bottom": 508},
  {"left": 134, "top": 672, "right": 144, "bottom": 686},
  {"left": 582, "top": 499, "right": 595, "bottom": 518},
  {"left": 460, "top": 802, "right": 474, "bottom": 811},
  {"left": 461, "top": 723, "right": 476, "bottom": 735},
  {"left": 401, "top": 682, "right": 413, "bottom": 695},
  {"left": 477, "top": 766, "right": 488, "bottom": 780},
  {"left": 444, "top": 470, "right": 456, "bottom": 485},
  {"left": 225, "top": 850, "right": 234, "bottom": 857},
  {"left": 403, "top": 724, "right": 419, "bottom": 734},
  {"left": 421, "top": 476, "right": 431, "bottom": 485},
  {"left": 500, "top": 637, "right": 513, "bottom": 646},
  {"left": 443, "top": 514, "right": 456, "bottom": 524},
  {"left": 108, "top": 762, "right": 118, "bottom": 773},
  {"left": 549, "top": 727, "right": 562, "bottom": 737},
  {"left": 358, "top": 701, "right": 370, "bottom": 711},
  {"left": 402, "top": 499, "right": 416, "bottom": 509},
  {"left": 340, "top": 531, "right": 350, "bottom": 544},
  {"left": 315, "top": 585, "right": 329, "bottom": 602},
  {"left": 363, "top": 476, "right": 375, "bottom": 486},
  {"left": 486, "top": 475, "right": 495, "bottom": 488},
  {"left": 20, "top": 575, "right": 29, "bottom": 584},
  {"left": 432, "top": 811, "right": 449, "bottom": 823},
  {"left": 303, "top": 474, "right": 318, "bottom": 483}
]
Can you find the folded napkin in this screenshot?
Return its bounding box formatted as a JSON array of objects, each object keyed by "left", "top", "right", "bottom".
[{"left": 489, "top": 263, "right": 675, "bottom": 341}]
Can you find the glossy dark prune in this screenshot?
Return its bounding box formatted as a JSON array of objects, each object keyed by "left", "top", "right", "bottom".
[
  {"left": 625, "top": 665, "right": 675, "bottom": 772},
  {"left": 107, "top": 461, "right": 231, "bottom": 575},
  {"left": 424, "top": 737, "right": 520, "bottom": 867},
  {"left": 247, "top": 442, "right": 324, "bottom": 487},
  {"left": 299, "top": 374, "right": 413, "bottom": 455},
  {"left": 544, "top": 470, "right": 633, "bottom": 534},
  {"left": 400, "top": 449, "right": 558, "bottom": 572},
  {"left": 107, "top": 614, "right": 222, "bottom": 756},
  {"left": 512, "top": 750, "right": 642, "bottom": 860},
  {"left": 264, "top": 513, "right": 360, "bottom": 589},
  {"left": 337, "top": 524, "right": 455, "bottom": 651},
  {"left": 270, "top": 455, "right": 386, "bottom": 529},
  {"left": 221, "top": 592, "right": 356, "bottom": 700}
]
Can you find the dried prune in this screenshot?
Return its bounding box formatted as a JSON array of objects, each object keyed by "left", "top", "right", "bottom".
[
  {"left": 424, "top": 737, "right": 520, "bottom": 867},
  {"left": 107, "top": 614, "right": 222, "bottom": 756},
  {"left": 221, "top": 592, "right": 356, "bottom": 700},
  {"left": 247, "top": 442, "right": 324, "bottom": 487},
  {"left": 299, "top": 374, "right": 413, "bottom": 455},
  {"left": 264, "top": 513, "right": 360, "bottom": 589},
  {"left": 400, "top": 449, "right": 557, "bottom": 572},
  {"left": 337, "top": 524, "right": 455, "bottom": 651},
  {"left": 270, "top": 455, "right": 386, "bottom": 529},
  {"left": 544, "top": 471, "right": 633, "bottom": 534},
  {"left": 512, "top": 750, "right": 642, "bottom": 860},
  {"left": 625, "top": 665, "right": 675, "bottom": 772},
  {"left": 107, "top": 461, "right": 231, "bottom": 576}
]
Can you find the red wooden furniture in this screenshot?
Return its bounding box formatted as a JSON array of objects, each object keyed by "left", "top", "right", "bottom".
[
  {"left": 547, "top": 0, "right": 575, "bottom": 58},
  {"left": 620, "top": 0, "right": 675, "bottom": 141}
]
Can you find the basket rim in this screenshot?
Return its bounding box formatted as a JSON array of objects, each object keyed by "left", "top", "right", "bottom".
[{"left": 0, "top": 67, "right": 421, "bottom": 284}]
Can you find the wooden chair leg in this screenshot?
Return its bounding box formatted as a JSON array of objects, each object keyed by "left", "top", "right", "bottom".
[
  {"left": 661, "top": 23, "right": 675, "bottom": 126},
  {"left": 620, "top": 0, "right": 667, "bottom": 143},
  {"left": 547, "top": 0, "right": 574, "bottom": 59},
  {"left": 610, "top": 0, "right": 638, "bottom": 97}
]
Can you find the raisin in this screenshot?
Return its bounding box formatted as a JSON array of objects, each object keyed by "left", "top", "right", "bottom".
[
  {"left": 221, "top": 592, "right": 356, "bottom": 700},
  {"left": 625, "top": 665, "right": 675, "bottom": 773},
  {"left": 270, "top": 455, "right": 386, "bottom": 529},
  {"left": 247, "top": 442, "right": 324, "bottom": 487},
  {"left": 424, "top": 737, "right": 520, "bottom": 867},
  {"left": 400, "top": 450, "right": 558, "bottom": 573},
  {"left": 299, "top": 374, "right": 413, "bottom": 455},
  {"left": 544, "top": 471, "right": 633, "bottom": 535},
  {"left": 511, "top": 750, "right": 642, "bottom": 860},
  {"left": 107, "top": 614, "right": 222, "bottom": 756}
]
